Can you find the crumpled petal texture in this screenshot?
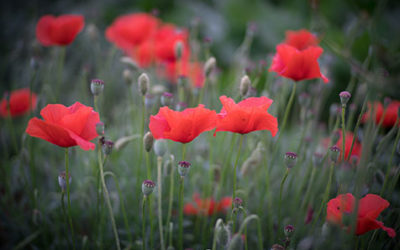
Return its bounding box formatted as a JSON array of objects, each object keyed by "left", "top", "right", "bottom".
[
  {"left": 215, "top": 96, "right": 278, "bottom": 136},
  {"left": 285, "top": 29, "right": 319, "bottom": 50},
  {"left": 0, "top": 89, "right": 37, "bottom": 117},
  {"left": 26, "top": 102, "right": 99, "bottom": 150},
  {"left": 326, "top": 193, "right": 396, "bottom": 238},
  {"left": 36, "top": 15, "right": 84, "bottom": 46},
  {"left": 269, "top": 44, "right": 329, "bottom": 83},
  {"left": 149, "top": 105, "right": 217, "bottom": 144}
]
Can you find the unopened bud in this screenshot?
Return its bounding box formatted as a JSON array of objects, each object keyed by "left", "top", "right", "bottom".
[
  {"left": 138, "top": 73, "right": 150, "bottom": 96},
  {"left": 102, "top": 140, "right": 114, "bottom": 156},
  {"left": 143, "top": 132, "right": 154, "bottom": 152},
  {"left": 329, "top": 146, "right": 340, "bottom": 163},
  {"left": 339, "top": 91, "right": 351, "bottom": 106},
  {"left": 96, "top": 122, "right": 104, "bottom": 136},
  {"left": 90, "top": 79, "right": 104, "bottom": 96},
  {"left": 284, "top": 224, "right": 295, "bottom": 237},
  {"left": 58, "top": 171, "right": 71, "bottom": 192},
  {"left": 239, "top": 75, "right": 251, "bottom": 97},
  {"left": 142, "top": 180, "right": 155, "bottom": 196},
  {"left": 215, "top": 221, "right": 230, "bottom": 247},
  {"left": 154, "top": 139, "right": 167, "bottom": 157},
  {"left": 284, "top": 152, "right": 298, "bottom": 169},
  {"left": 233, "top": 197, "right": 243, "bottom": 208},
  {"left": 161, "top": 92, "right": 173, "bottom": 107},
  {"left": 228, "top": 234, "right": 244, "bottom": 250},
  {"left": 123, "top": 69, "right": 133, "bottom": 85},
  {"left": 174, "top": 41, "right": 184, "bottom": 60},
  {"left": 204, "top": 57, "right": 216, "bottom": 77},
  {"left": 178, "top": 161, "right": 191, "bottom": 177},
  {"left": 176, "top": 102, "right": 187, "bottom": 111}
]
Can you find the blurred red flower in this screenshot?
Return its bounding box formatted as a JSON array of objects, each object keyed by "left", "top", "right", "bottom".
[
  {"left": 162, "top": 61, "right": 205, "bottom": 88},
  {"left": 335, "top": 130, "right": 362, "bottom": 161},
  {"left": 183, "top": 193, "right": 232, "bottom": 216},
  {"left": 105, "top": 13, "right": 160, "bottom": 53},
  {"left": 149, "top": 105, "right": 217, "bottom": 143},
  {"left": 26, "top": 102, "right": 100, "bottom": 150},
  {"left": 326, "top": 193, "right": 396, "bottom": 237},
  {"left": 269, "top": 44, "right": 329, "bottom": 83},
  {"left": 215, "top": 96, "right": 278, "bottom": 136},
  {"left": 284, "top": 29, "right": 319, "bottom": 50},
  {"left": 0, "top": 89, "right": 37, "bottom": 118},
  {"left": 36, "top": 15, "right": 84, "bottom": 46},
  {"left": 362, "top": 101, "right": 400, "bottom": 128},
  {"left": 154, "top": 24, "right": 190, "bottom": 63}
]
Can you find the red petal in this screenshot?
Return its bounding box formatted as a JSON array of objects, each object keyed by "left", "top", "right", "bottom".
[
  {"left": 36, "top": 15, "right": 55, "bottom": 46},
  {"left": 358, "top": 194, "right": 390, "bottom": 219},
  {"left": 49, "top": 15, "right": 84, "bottom": 46}
]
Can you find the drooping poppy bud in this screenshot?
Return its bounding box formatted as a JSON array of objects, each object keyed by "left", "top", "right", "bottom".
[{"left": 143, "top": 132, "right": 154, "bottom": 152}]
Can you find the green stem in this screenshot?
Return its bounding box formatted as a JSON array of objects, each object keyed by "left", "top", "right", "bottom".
[
  {"left": 61, "top": 192, "right": 71, "bottom": 248},
  {"left": 65, "top": 148, "right": 76, "bottom": 250},
  {"left": 55, "top": 47, "right": 66, "bottom": 102},
  {"left": 232, "top": 135, "right": 244, "bottom": 210},
  {"left": 97, "top": 151, "right": 121, "bottom": 250},
  {"left": 198, "top": 78, "right": 207, "bottom": 105},
  {"left": 341, "top": 105, "right": 346, "bottom": 161},
  {"left": 178, "top": 177, "right": 184, "bottom": 250},
  {"left": 182, "top": 143, "right": 187, "bottom": 161},
  {"left": 381, "top": 123, "right": 400, "bottom": 196},
  {"left": 277, "top": 82, "right": 297, "bottom": 144},
  {"left": 142, "top": 196, "right": 147, "bottom": 250},
  {"left": 166, "top": 155, "right": 175, "bottom": 246},
  {"left": 237, "top": 215, "right": 263, "bottom": 250},
  {"left": 146, "top": 152, "right": 151, "bottom": 179},
  {"left": 157, "top": 157, "right": 166, "bottom": 250},
  {"left": 278, "top": 168, "right": 289, "bottom": 231},
  {"left": 347, "top": 95, "right": 368, "bottom": 160},
  {"left": 313, "top": 161, "right": 335, "bottom": 228}
]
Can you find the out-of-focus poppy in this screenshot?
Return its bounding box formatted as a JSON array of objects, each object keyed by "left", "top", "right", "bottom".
[
  {"left": 154, "top": 24, "right": 190, "bottom": 63},
  {"left": 161, "top": 61, "right": 205, "bottom": 88},
  {"left": 284, "top": 29, "right": 319, "bottom": 50},
  {"left": 269, "top": 44, "right": 329, "bottom": 83},
  {"left": 327, "top": 193, "right": 396, "bottom": 237},
  {"left": 215, "top": 96, "right": 278, "bottom": 136},
  {"left": 0, "top": 89, "right": 37, "bottom": 118},
  {"left": 149, "top": 104, "right": 217, "bottom": 143},
  {"left": 362, "top": 101, "right": 400, "bottom": 128},
  {"left": 105, "top": 13, "right": 160, "bottom": 52},
  {"left": 183, "top": 193, "right": 232, "bottom": 216},
  {"left": 335, "top": 130, "right": 362, "bottom": 161},
  {"left": 26, "top": 102, "right": 100, "bottom": 150},
  {"left": 36, "top": 15, "right": 84, "bottom": 46}
]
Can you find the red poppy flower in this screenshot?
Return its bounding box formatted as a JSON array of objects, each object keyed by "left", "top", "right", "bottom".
[
  {"left": 161, "top": 61, "right": 205, "bottom": 87},
  {"left": 0, "top": 89, "right": 37, "bottom": 118},
  {"left": 326, "top": 193, "right": 396, "bottom": 237},
  {"left": 269, "top": 44, "right": 329, "bottom": 83},
  {"left": 335, "top": 130, "right": 362, "bottom": 161},
  {"left": 105, "top": 13, "right": 160, "bottom": 52},
  {"left": 149, "top": 104, "right": 217, "bottom": 143},
  {"left": 154, "top": 24, "right": 190, "bottom": 63},
  {"left": 214, "top": 96, "right": 278, "bottom": 136},
  {"left": 284, "top": 29, "right": 319, "bottom": 50},
  {"left": 130, "top": 39, "right": 156, "bottom": 68},
  {"left": 26, "top": 102, "right": 100, "bottom": 150},
  {"left": 362, "top": 101, "right": 400, "bottom": 128},
  {"left": 183, "top": 193, "right": 232, "bottom": 216},
  {"left": 36, "top": 15, "right": 84, "bottom": 46}
]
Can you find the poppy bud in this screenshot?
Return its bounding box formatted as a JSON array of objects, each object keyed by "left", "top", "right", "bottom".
[
  {"left": 339, "top": 91, "right": 351, "bottom": 106},
  {"left": 239, "top": 75, "right": 251, "bottom": 97},
  {"left": 102, "top": 140, "right": 114, "bottom": 156},
  {"left": 143, "top": 132, "right": 154, "bottom": 152},
  {"left": 154, "top": 139, "right": 167, "bottom": 157},
  {"left": 312, "top": 152, "right": 324, "bottom": 166},
  {"left": 176, "top": 102, "right": 187, "bottom": 111},
  {"left": 215, "top": 221, "right": 230, "bottom": 247},
  {"left": 96, "top": 122, "right": 104, "bottom": 136},
  {"left": 284, "top": 152, "right": 298, "bottom": 169},
  {"left": 142, "top": 180, "right": 155, "bottom": 196},
  {"left": 138, "top": 73, "right": 150, "bottom": 96},
  {"left": 233, "top": 197, "right": 243, "bottom": 208},
  {"left": 178, "top": 161, "right": 191, "bottom": 177},
  {"left": 161, "top": 92, "right": 174, "bottom": 107},
  {"left": 329, "top": 146, "right": 340, "bottom": 163},
  {"left": 90, "top": 79, "right": 104, "bottom": 96},
  {"left": 204, "top": 57, "right": 216, "bottom": 77},
  {"left": 58, "top": 171, "right": 71, "bottom": 192},
  {"left": 284, "top": 224, "right": 295, "bottom": 237},
  {"left": 123, "top": 69, "right": 133, "bottom": 85},
  {"left": 174, "top": 41, "right": 184, "bottom": 60},
  {"left": 227, "top": 234, "right": 244, "bottom": 250}
]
